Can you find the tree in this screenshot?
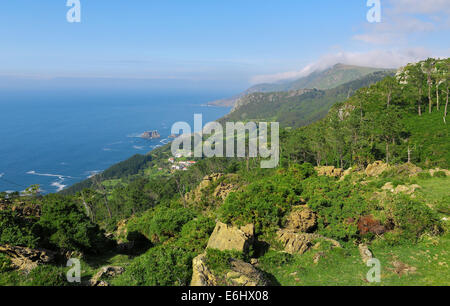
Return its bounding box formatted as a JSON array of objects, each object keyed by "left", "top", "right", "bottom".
[{"left": 422, "top": 58, "right": 436, "bottom": 114}]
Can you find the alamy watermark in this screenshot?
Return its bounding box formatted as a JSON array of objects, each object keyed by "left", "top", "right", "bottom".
[
  {"left": 66, "top": 258, "right": 81, "bottom": 283},
  {"left": 66, "top": 0, "right": 81, "bottom": 23},
  {"left": 171, "top": 114, "right": 279, "bottom": 169},
  {"left": 366, "top": 0, "right": 381, "bottom": 23},
  {"left": 366, "top": 258, "right": 381, "bottom": 283}
]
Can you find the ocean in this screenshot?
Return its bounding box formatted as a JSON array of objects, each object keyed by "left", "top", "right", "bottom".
[{"left": 0, "top": 89, "right": 231, "bottom": 194}]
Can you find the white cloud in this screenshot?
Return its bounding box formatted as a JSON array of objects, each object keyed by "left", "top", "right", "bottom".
[
  {"left": 353, "top": 0, "right": 449, "bottom": 45},
  {"left": 250, "top": 48, "right": 432, "bottom": 84}
]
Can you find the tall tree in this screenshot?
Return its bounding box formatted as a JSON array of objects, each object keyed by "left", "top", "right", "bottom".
[{"left": 423, "top": 58, "right": 436, "bottom": 114}]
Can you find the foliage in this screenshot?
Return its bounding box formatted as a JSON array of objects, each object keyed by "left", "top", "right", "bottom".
[
  {"left": 0, "top": 210, "right": 39, "bottom": 248},
  {"left": 127, "top": 205, "right": 196, "bottom": 243},
  {"left": 389, "top": 195, "right": 442, "bottom": 242},
  {"left": 36, "top": 194, "right": 109, "bottom": 253},
  {"left": 219, "top": 170, "right": 304, "bottom": 235}
]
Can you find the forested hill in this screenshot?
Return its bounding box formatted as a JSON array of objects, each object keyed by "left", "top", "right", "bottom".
[
  {"left": 208, "top": 64, "right": 393, "bottom": 107},
  {"left": 221, "top": 70, "right": 393, "bottom": 128}
]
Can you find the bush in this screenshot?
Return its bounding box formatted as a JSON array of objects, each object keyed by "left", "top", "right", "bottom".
[
  {"left": 259, "top": 250, "right": 293, "bottom": 267},
  {"left": 0, "top": 254, "right": 12, "bottom": 273},
  {"left": 112, "top": 243, "right": 196, "bottom": 286},
  {"left": 435, "top": 196, "right": 450, "bottom": 215},
  {"left": 205, "top": 248, "right": 245, "bottom": 274},
  {"left": 36, "top": 194, "right": 109, "bottom": 253},
  {"left": 127, "top": 205, "right": 196, "bottom": 243},
  {"left": 301, "top": 176, "right": 367, "bottom": 242},
  {"left": 434, "top": 171, "right": 447, "bottom": 178},
  {"left": 0, "top": 210, "right": 39, "bottom": 248},
  {"left": 417, "top": 172, "right": 432, "bottom": 180},
  {"left": 219, "top": 171, "right": 303, "bottom": 235},
  {"left": 390, "top": 195, "right": 442, "bottom": 241}
]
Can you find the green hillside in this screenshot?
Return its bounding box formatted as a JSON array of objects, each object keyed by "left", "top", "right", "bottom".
[
  {"left": 223, "top": 71, "right": 393, "bottom": 128},
  {"left": 208, "top": 64, "right": 393, "bottom": 107}
]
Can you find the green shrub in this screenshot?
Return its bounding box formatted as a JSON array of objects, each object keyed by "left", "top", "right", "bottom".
[
  {"left": 219, "top": 171, "right": 303, "bottom": 235},
  {"left": 0, "top": 210, "right": 39, "bottom": 248},
  {"left": 127, "top": 205, "right": 196, "bottom": 243},
  {"left": 417, "top": 172, "right": 432, "bottom": 180},
  {"left": 0, "top": 254, "right": 12, "bottom": 273},
  {"left": 36, "top": 194, "right": 109, "bottom": 253},
  {"left": 434, "top": 171, "right": 447, "bottom": 178},
  {"left": 390, "top": 195, "right": 442, "bottom": 241},
  {"left": 112, "top": 243, "right": 196, "bottom": 286},
  {"left": 259, "top": 250, "right": 293, "bottom": 267},
  {"left": 302, "top": 176, "right": 367, "bottom": 242},
  {"left": 205, "top": 248, "right": 245, "bottom": 274},
  {"left": 435, "top": 196, "right": 450, "bottom": 215}
]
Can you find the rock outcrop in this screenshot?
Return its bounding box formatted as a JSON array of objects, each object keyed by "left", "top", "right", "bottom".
[
  {"left": 0, "top": 244, "right": 56, "bottom": 271},
  {"left": 315, "top": 166, "right": 343, "bottom": 178},
  {"left": 277, "top": 230, "right": 313, "bottom": 255},
  {"left": 381, "top": 182, "right": 421, "bottom": 195},
  {"left": 277, "top": 230, "right": 341, "bottom": 255},
  {"left": 358, "top": 244, "right": 373, "bottom": 264},
  {"left": 365, "top": 161, "right": 390, "bottom": 177},
  {"left": 90, "top": 266, "right": 125, "bottom": 286},
  {"left": 207, "top": 222, "right": 254, "bottom": 253},
  {"left": 429, "top": 168, "right": 450, "bottom": 177},
  {"left": 191, "top": 253, "right": 218, "bottom": 286},
  {"left": 285, "top": 207, "right": 317, "bottom": 233},
  {"left": 225, "top": 259, "right": 268, "bottom": 286}
]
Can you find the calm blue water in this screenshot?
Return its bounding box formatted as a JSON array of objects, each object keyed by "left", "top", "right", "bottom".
[{"left": 0, "top": 89, "right": 230, "bottom": 193}]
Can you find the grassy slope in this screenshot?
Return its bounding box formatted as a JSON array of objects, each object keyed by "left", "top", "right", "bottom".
[{"left": 261, "top": 176, "right": 450, "bottom": 286}]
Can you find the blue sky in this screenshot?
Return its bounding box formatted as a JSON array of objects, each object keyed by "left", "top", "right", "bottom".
[{"left": 0, "top": 0, "right": 448, "bottom": 89}]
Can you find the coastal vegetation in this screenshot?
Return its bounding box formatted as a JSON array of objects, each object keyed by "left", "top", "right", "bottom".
[{"left": 0, "top": 58, "right": 449, "bottom": 286}]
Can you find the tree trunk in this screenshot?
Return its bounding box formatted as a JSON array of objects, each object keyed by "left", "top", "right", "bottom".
[
  {"left": 407, "top": 146, "right": 411, "bottom": 163},
  {"left": 444, "top": 86, "right": 449, "bottom": 124},
  {"left": 386, "top": 142, "right": 389, "bottom": 164},
  {"left": 436, "top": 84, "right": 440, "bottom": 111},
  {"left": 428, "top": 81, "right": 432, "bottom": 113},
  {"left": 418, "top": 88, "right": 422, "bottom": 116}
]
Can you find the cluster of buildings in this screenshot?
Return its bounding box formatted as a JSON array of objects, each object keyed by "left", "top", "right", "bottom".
[{"left": 168, "top": 157, "right": 196, "bottom": 171}]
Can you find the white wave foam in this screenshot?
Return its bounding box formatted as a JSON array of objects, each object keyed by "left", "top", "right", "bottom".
[
  {"left": 133, "top": 145, "right": 145, "bottom": 150},
  {"left": 51, "top": 181, "right": 67, "bottom": 192},
  {"left": 26, "top": 170, "right": 73, "bottom": 179}
]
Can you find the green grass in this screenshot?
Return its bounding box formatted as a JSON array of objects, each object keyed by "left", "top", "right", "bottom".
[{"left": 260, "top": 233, "right": 450, "bottom": 286}]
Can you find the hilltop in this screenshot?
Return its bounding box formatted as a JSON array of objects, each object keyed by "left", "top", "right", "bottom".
[{"left": 208, "top": 63, "right": 394, "bottom": 107}]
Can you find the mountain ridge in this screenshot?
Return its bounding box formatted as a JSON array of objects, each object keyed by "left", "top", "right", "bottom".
[{"left": 208, "top": 63, "right": 395, "bottom": 107}]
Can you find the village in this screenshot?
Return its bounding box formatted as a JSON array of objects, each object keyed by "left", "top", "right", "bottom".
[{"left": 167, "top": 151, "right": 197, "bottom": 171}]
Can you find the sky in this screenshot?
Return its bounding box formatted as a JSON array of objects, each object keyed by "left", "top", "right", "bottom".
[{"left": 0, "top": 0, "right": 449, "bottom": 91}]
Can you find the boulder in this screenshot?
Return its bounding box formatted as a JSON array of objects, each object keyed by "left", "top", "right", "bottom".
[
  {"left": 0, "top": 244, "right": 56, "bottom": 271},
  {"left": 90, "top": 266, "right": 125, "bottom": 286},
  {"left": 225, "top": 259, "right": 268, "bottom": 286},
  {"left": 191, "top": 253, "right": 217, "bottom": 286},
  {"left": 429, "top": 168, "right": 450, "bottom": 177},
  {"left": 207, "top": 222, "right": 254, "bottom": 253},
  {"left": 276, "top": 230, "right": 313, "bottom": 255},
  {"left": 277, "top": 230, "right": 341, "bottom": 255},
  {"left": 358, "top": 244, "right": 373, "bottom": 264},
  {"left": 213, "top": 182, "right": 235, "bottom": 200},
  {"left": 285, "top": 207, "right": 317, "bottom": 233},
  {"left": 315, "top": 166, "right": 343, "bottom": 178},
  {"left": 394, "top": 184, "right": 421, "bottom": 195},
  {"left": 365, "top": 161, "right": 389, "bottom": 177},
  {"left": 393, "top": 163, "right": 422, "bottom": 176}
]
